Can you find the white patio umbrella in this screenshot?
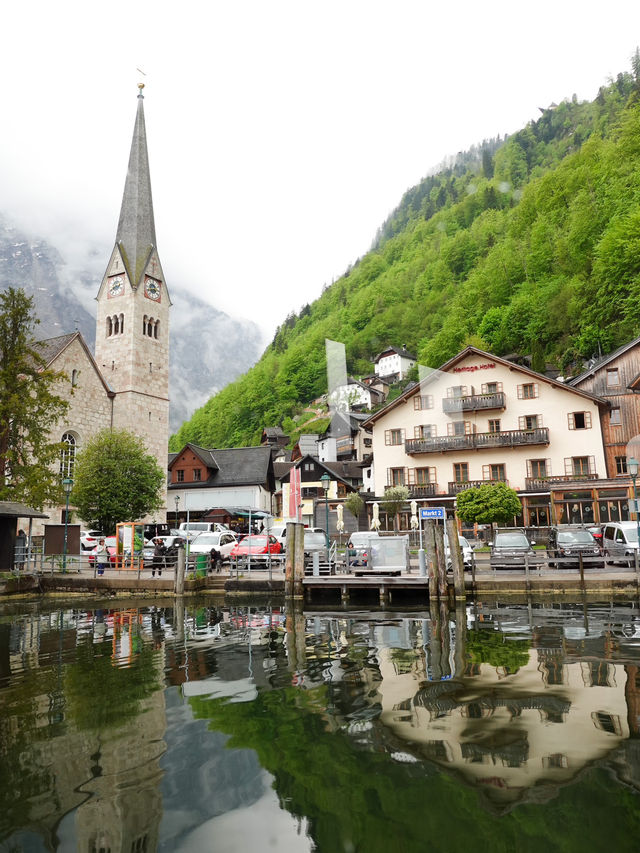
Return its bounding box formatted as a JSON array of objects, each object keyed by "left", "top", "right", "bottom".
[{"left": 371, "top": 502, "right": 381, "bottom": 530}]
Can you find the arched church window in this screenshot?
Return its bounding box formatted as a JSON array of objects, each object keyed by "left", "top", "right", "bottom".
[
  {"left": 154, "top": 320, "right": 159, "bottom": 339},
  {"left": 147, "top": 317, "right": 154, "bottom": 338},
  {"left": 113, "top": 314, "right": 119, "bottom": 334},
  {"left": 60, "top": 432, "right": 77, "bottom": 478},
  {"left": 107, "top": 317, "right": 112, "bottom": 337},
  {"left": 120, "top": 313, "right": 124, "bottom": 334},
  {"left": 71, "top": 369, "right": 78, "bottom": 387},
  {"left": 143, "top": 315, "right": 148, "bottom": 336}
]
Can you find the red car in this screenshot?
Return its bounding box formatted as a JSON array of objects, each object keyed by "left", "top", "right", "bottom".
[{"left": 230, "top": 534, "right": 283, "bottom": 558}]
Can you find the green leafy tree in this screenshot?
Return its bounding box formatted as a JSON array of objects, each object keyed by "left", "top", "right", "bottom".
[
  {"left": 456, "top": 482, "right": 522, "bottom": 525},
  {"left": 381, "top": 485, "right": 410, "bottom": 532},
  {"left": 71, "top": 429, "right": 164, "bottom": 534},
  {"left": 344, "top": 492, "right": 364, "bottom": 523},
  {"left": 0, "top": 287, "right": 69, "bottom": 509}
]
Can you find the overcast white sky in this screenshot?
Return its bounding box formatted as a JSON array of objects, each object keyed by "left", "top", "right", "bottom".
[{"left": 2, "top": 1, "right": 640, "bottom": 345}]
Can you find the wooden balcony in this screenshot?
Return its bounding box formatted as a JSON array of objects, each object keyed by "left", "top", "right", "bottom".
[
  {"left": 409, "top": 483, "right": 438, "bottom": 497},
  {"left": 442, "top": 392, "right": 506, "bottom": 414},
  {"left": 405, "top": 428, "right": 549, "bottom": 455},
  {"left": 525, "top": 474, "right": 599, "bottom": 490},
  {"left": 448, "top": 479, "right": 509, "bottom": 494}
]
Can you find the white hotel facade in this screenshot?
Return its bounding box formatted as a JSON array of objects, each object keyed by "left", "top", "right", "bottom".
[{"left": 363, "top": 347, "right": 630, "bottom": 530}]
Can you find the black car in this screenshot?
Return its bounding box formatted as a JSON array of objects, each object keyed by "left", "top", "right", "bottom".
[
  {"left": 547, "top": 526, "right": 602, "bottom": 568},
  {"left": 489, "top": 530, "right": 535, "bottom": 570}
]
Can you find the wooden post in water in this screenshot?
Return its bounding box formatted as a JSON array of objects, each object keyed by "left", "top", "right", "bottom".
[
  {"left": 285, "top": 522, "right": 305, "bottom": 600},
  {"left": 424, "top": 521, "right": 438, "bottom": 601},
  {"left": 453, "top": 602, "right": 467, "bottom": 677},
  {"left": 439, "top": 600, "right": 451, "bottom": 678},
  {"left": 446, "top": 517, "right": 466, "bottom": 602},
  {"left": 174, "top": 543, "right": 186, "bottom": 595},
  {"left": 434, "top": 523, "right": 447, "bottom": 601},
  {"left": 428, "top": 604, "right": 442, "bottom": 681}
]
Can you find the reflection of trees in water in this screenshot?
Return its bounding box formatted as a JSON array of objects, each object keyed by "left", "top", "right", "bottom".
[{"left": 467, "top": 628, "right": 530, "bottom": 674}]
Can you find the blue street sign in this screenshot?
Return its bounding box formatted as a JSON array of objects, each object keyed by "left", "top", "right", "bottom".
[{"left": 420, "top": 507, "right": 445, "bottom": 520}]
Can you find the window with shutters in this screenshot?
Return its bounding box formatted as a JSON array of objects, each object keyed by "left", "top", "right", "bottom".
[
  {"left": 519, "top": 414, "right": 541, "bottom": 430},
  {"left": 415, "top": 424, "right": 436, "bottom": 439},
  {"left": 411, "top": 467, "right": 436, "bottom": 484},
  {"left": 482, "top": 381, "right": 502, "bottom": 394},
  {"left": 388, "top": 467, "right": 406, "bottom": 486},
  {"left": 566, "top": 456, "right": 594, "bottom": 476},
  {"left": 447, "top": 385, "right": 468, "bottom": 398},
  {"left": 527, "top": 459, "right": 549, "bottom": 478},
  {"left": 453, "top": 462, "right": 469, "bottom": 483},
  {"left": 482, "top": 463, "right": 506, "bottom": 481},
  {"left": 568, "top": 411, "right": 591, "bottom": 430},
  {"left": 414, "top": 395, "right": 434, "bottom": 410},
  {"left": 488, "top": 419, "right": 501, "bottom": 433},
  {"left": 448, "top": 420, "right": 472, "bottom": 436},
  {"left": 518, "top": 383, "right": 538, "bottom": 399},
  {"left": 385, "top": 428, "right": 405, "bottom": 446}
]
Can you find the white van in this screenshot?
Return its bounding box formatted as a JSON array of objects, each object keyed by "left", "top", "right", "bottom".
[
  {"left": 601, "top": 521, "right": 640, "bottom": 564},
  {"left": 178, "top": 521, "right": 228, "bottom": 539}
]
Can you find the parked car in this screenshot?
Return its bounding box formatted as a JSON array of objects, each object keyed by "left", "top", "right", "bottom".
[
  {"left": 601, "top": 521, "right": 640, "bottom": 565},
  {"left": 547, "top": 526, "right": 602, "bottom": 568},
  {"left": 178, "top": 521, "right": 229, "bottom": 540},
  {"left": 81, "top": 529, "right": 103, "bottom": 551},
  {"left": 347, "top": 531, "right": 381, "bottom": 567},
  {"left": 303, "top": 530, "right": 329, "bottom": 558},
  {"left": 445, "top": 534, "right": 475, "bottom": 570},
  {"left": 230, "top": 534, "right": 283, "bottom": 559},
  {"left": 189, "top": 531, "right": 238, "bottom": 565},
  {"left": 142, "top": 535, "right": 188, "bottom": 563},
  {"left": 489, "top": 530, "right": 535, "bottom": 570}
]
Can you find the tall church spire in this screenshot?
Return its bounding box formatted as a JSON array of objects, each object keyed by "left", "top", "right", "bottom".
[{"left": 116, "top": 84, "right": 157, "bottom": 287}]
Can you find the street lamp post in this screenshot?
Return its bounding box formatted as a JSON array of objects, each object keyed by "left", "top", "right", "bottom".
[
  {"left": 628, "top": 457, "right": 640, "bottom": 563},
  {"left": 62, "top": 477, "right": 74, "bottom": 571},
  {"left": 320, "top": 473, "right": 330, "bottom": 561},
  {"left": 174, "top": 495, "right": 180, "bottom": 530}
]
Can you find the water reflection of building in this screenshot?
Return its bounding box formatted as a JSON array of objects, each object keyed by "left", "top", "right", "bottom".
[{"left": 373, "top": 626, "right": 635, "bottom": 806}]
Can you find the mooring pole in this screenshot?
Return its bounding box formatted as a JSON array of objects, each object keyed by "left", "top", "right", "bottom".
[
  {"left": 425, "top": 521, "right": 438, "bottom": 601},
  {"left": 285, "top": 522, "right": 305, "bottom": 600},
  {"left": 446, "top": 517, "right": 466, "bottom": 602},
  {"left": 434, "top": 522, "right": 447, "bottom": 601}
]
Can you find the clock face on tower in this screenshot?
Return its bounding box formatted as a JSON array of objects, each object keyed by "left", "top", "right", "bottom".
[
  {"left": 107, "top": 275, "right": 124, "bottom": 298},
  {"left": 144, "top": 276, "right": 162, "bottom": 301}
]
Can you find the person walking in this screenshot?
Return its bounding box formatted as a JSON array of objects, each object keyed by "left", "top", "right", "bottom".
[{"left": 96, "top": 538, "right": 109, "bottom": 576}]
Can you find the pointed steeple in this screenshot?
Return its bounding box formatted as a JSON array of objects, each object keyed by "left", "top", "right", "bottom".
[{"left": 115, "top": 84, "right": 157, "bottom": 287}]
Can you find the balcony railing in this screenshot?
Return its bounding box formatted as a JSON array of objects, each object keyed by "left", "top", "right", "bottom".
[
  {"left": 405, "top": 428, "right": 549, "bottom": 455},
  {"left": 448, "top": 479, "right": 509, "bottom": 494},
  {"left": 409, "top": 483, "right": 438, "bottom": 497},
  {"left": 525, "top": 474, "right": 599, "bottom": 490},
  {"left": 442, "top": 392, "right": 506, "bottom": 414}
]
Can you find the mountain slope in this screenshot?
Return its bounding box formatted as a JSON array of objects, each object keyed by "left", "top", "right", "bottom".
[
  {"left": 0, "top": 216, "right": 263, "bottom": 430},
  {"left": 171, "top": 67, "right": 640, "bottom": 450}
]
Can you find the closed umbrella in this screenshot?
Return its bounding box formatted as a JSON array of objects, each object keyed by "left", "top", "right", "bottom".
[
  {"left": 336, "top": 503, "right": 344, "bottom": 532},
  {"left": 371, "top": 502, "right": 381, "bottom": 531},
  {"left": 410, "top": 500, "right": 419, "bottom": 530}
]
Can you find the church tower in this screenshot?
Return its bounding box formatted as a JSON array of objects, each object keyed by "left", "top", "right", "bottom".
[{"left": 94, "top": 85, "right": 170, "bottom": 509}]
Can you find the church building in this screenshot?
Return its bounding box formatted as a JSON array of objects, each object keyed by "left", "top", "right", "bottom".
[{"left": 28, "top": 86, "right": 170, "bottom": 533}]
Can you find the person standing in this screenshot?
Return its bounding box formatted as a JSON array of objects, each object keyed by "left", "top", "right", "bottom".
[
  {"left": 96, "top": 538, "right": 109, "bottom": 576},
  {"left": 152, "top": 537, "right": 167, "bottom": 577}
]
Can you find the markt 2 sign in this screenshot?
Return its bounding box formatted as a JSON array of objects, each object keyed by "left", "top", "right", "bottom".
[{"left": 420, "top": 507, "right": 446, "bottom": 520}]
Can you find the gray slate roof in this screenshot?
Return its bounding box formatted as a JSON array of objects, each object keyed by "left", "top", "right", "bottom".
[
  {"left": 116, "top": 90, "right": 157, "bottom": 287},
  {"left": 568, "top": 336, "right": 640, "bottom": 385},
  {"left": 0, "top": 501, "right": 49, "bottom": 519},
  {"left": 35, "top": 333, "right": 77, "bottom": 365},
  {"left": 168, "top": 444, "right": 274, "bottom": 488}
]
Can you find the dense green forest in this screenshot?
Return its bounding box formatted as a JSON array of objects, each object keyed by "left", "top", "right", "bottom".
[{"left": 171, "top": 60, "right": 640, "bottom": 451}]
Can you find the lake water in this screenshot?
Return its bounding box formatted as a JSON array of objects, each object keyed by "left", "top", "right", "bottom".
[{"left": 1, "top": 596, "right": 640, "bottom": 852}]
